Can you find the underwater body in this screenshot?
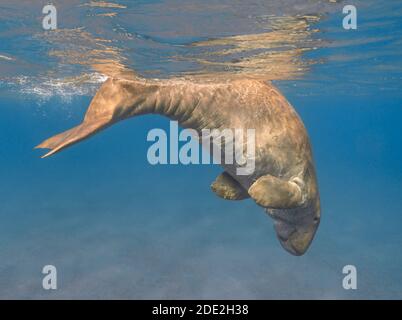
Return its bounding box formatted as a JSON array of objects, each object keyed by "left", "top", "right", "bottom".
[{"left": 1, "top": 0, "right": 402, "bottom": 299}]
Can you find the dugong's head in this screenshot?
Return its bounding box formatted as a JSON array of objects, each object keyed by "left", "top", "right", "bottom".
[
  {"left": 267, "top": 193, "right": 320, "bottom": 256},
  {"left": 264, "top": 161, "right": 321, "bottom": 256}
]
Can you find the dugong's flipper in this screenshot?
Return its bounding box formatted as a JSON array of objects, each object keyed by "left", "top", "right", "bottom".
[
  {"left": 211, "top": 172, "right": 250, "bottom": 200},
  {"left": 248, "top": 175, "right": 304, "bottom": 209}
]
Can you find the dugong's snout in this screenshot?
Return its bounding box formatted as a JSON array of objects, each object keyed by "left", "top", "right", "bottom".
[
  {"left": 267, "top": 199, "right": 320, "bottom": 256},
  {"left": 274, "top": 219, "right": 319, "bottom": 256}
]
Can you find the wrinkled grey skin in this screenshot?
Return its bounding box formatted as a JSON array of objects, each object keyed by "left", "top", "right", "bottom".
[{"left": 36, "top": 77, "right": 320, "bottom": 255}]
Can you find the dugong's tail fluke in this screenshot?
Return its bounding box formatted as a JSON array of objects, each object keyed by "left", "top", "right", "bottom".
[
  {"left": 36, "top": 77, "right": 167, "bottom": 158},
  {"left": 36, "top": 77, "right": 128, "bottom": 158},
  {"left": 35, "top": 118, "right": 110, "bottom": 158}
]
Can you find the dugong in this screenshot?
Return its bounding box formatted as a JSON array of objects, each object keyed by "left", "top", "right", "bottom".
[{"left": 36, "top": 77, "right": 320, "bottom": 255}]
